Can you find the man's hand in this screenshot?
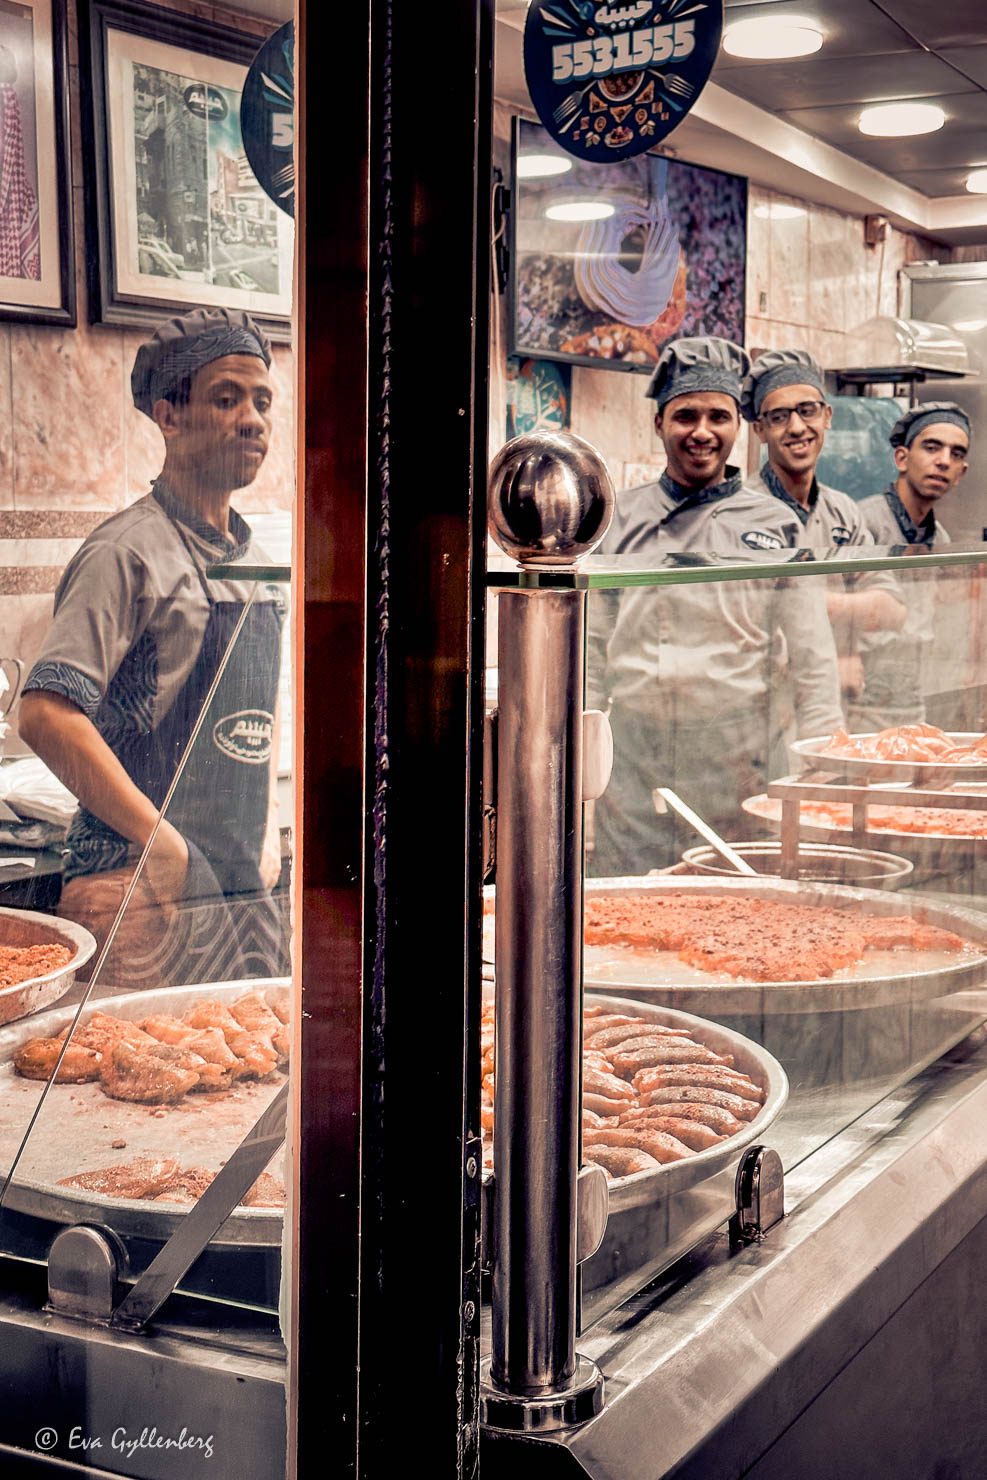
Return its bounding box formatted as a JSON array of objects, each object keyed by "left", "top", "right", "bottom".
[
  {"left": 142, "top": 820, "right": 189, "bottom": 914},
  {"left": 838, "top": 654, "right": 865, "bottom": 699}
]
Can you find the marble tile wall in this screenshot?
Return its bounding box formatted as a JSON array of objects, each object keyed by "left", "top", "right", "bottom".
[{"left": 2, "top": 0, "right": 295, "bottom": 736}]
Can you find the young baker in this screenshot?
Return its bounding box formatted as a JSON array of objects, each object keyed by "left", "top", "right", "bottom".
[
  {"left": 20, "top": 307, "right": 285, "bottom": 989},
  {"left": 741, "top": 348, "right": 906, "bottom": 701},
  {"left": 848, "top": 402, "right": 970, "bottom": 731},
  {"left": 587, "top": 337, "right": 842, "bottom": 877}
]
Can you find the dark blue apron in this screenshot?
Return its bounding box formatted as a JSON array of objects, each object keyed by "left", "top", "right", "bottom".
[{"left": 115, "top": 521, "right": 285, "bottom": 982}]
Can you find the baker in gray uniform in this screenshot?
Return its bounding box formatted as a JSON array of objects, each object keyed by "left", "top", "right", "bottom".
[
  {"left": 848, "top": 401, "right": 970, "bottom": 731},
  {"left": 19, "top": 307, "right": 285, "bottom": 988},
  {"left": 740, "top": 348, "right": 905, "bottom": 701},
  {"left": 588, "top": 337, "right": 843, "bottom": 877}
]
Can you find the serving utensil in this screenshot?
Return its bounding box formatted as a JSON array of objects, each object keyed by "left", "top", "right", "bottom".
[{"left": 654, "top": 786, "right": 760, "bottom": 876}]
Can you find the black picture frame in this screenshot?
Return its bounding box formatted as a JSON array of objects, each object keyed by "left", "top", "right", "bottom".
[
  {"left": 509, "top": 116, "right": 747, "bottom": 375},
  {"left": 0, "top": 0, "right": 75, "bottom": 325},
  {"left": 79, "top": 0, "right": 292, "bottom": 341}
]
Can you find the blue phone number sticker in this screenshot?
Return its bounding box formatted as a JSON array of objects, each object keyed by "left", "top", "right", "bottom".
[{"left": 525, "top": 1, "right": 722, "bottom": 163}]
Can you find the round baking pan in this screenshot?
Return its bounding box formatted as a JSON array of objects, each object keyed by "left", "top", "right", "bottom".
[
  {"left": 0, "top": 906, "right": 97, "bottom": 1026},
  {"left": 790, "top": 731, "right": 987, "bottom": 785},
  {"left": 679, "top": 841, "right": 913, "bottom": 890},
  {"left": 0, "top": 979, "right": 288, "bottom": 1247}
]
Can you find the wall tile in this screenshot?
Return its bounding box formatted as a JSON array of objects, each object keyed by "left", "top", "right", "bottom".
[
  {"left": 0, "top": 593, "right": 55, "bottom": 744},
  {"left": 0, "top": 326, "right": 13, "bottom": 510},
  {"left": 768, "top": 195, "right": 809, "bottom": 327},
  {"left": 745, "top": 317, "right": 813, "bottom": 356},
  {"left": 11, "top": 326, "right": 126, "bottom": 509},
  {"left": 808, "top": 204, "right": 848, "bottom": 335},
  {"left": 747, "top": 187, "right": 772, "bottom": 321},
  {"left": 571, "top": 365, "right": 655, "bottom": 484}
]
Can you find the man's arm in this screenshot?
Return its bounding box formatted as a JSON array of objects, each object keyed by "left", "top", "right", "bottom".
[
  {"left": 776, "top": 579, "right": 845, "bottom": 738},
  {"left": 826, "top": 585, "right": 907, "bottom": 638},
  {"left": 259, "top": 700, "right": 283, "bottom": 891},
  {"left": 18, "top": 691, "right": 188, "bottom": 901}
]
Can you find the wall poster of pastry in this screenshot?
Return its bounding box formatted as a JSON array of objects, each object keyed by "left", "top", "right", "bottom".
[
  {"left": 510, "top": 117, "right": 746, "bottom": 372},
  {"left": 0, "top": 0, "right": 74, "bottom": 324}
]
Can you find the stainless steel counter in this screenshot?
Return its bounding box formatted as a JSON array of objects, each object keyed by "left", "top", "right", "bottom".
[{"left": 482, "top": 1024, "right": 987, "bottom": 1479}]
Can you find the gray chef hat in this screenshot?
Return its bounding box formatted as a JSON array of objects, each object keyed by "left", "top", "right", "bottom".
[
  {"left": 889, "top": 400, "right": 971, "bottom": 449},
  {"left": 646, "top": 337, "right": 751, "bottom": 410},
  {"left": 131, "top": 307, "right": 272, "bottom": 418},
  {"left": 740, "top": 348, "right": 826, "bottom": 422}
]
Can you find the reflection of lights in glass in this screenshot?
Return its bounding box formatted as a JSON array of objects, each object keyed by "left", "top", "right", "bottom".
[
  {"left": 858, "top": 102, "right": 945, "bottom": 137},
  {"left": 723, "top": 17, "right": 823, "bottom": 59},
  {"left": 754, "top": 203, "right": 807, "bottom": 221},
  {"left": 545, "top": 202, "right": 615, "bottom": 222},
  {"left": 954, "top": 319, "right": 987, "bottom": 332},
  {"left": 965, "top": 169, "right": 987, "bottom": 194},
  {"left": 517, "top": 153, "right": 572, "bottom": 179}
]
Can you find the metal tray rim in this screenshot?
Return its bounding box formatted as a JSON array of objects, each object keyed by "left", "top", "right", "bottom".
[{"left": 791, "top": 731, "right": 987, "bottom": 784}]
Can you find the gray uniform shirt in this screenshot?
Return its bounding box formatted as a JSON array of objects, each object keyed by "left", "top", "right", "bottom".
[
  {"left": 586, "top": 470, "right": 842, "bottom": 736},
  {"left": 25, "top": 485, "right": 284, "bottom": 876}
]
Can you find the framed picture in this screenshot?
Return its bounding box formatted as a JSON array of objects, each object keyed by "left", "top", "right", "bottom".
[
  {"left": 510, "top": 117, "right": 746, "bottom": 373},
  {"left": 80, "top": 0, "right": 293, "bottom": 340},
  {"left": 0, "top": 0, "right": 74, "bottom": 324}
]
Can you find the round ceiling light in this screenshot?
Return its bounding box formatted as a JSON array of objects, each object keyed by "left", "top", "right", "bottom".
[
  {"left": 545, "top": 201, "right": 615, "bottom": 223},
  {"left": 722, "top": 17, "right": 823, "bottom": 59},
  {"left": 517, "top": 153, "right": 572, "bottom": 180},
  {"left": 858, "top": 102, "right": 946, "bottom": 137},
  {"left": 965, "top": 169, "right": 987, "bottom": 194}
]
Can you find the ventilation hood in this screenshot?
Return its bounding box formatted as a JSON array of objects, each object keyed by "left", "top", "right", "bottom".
[{"left": 835, "top": 317, "right": 974, "bottom": 382}]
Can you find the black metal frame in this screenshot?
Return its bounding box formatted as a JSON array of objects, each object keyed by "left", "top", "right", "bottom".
[
  {"left": 78, "top": 0, "right": 290, "bottom": 340},
  {"left": 294, "top": 1, "right": 492, "bottom": 1473},
  {"left": 0, "top": 0, "right": 75, "bottom": 326}
]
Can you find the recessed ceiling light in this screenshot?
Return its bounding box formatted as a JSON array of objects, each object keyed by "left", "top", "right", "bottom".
[
  {"left": 545, "top": 202, "right": 615, "bottom": 223},
  {"left": 754, "top": 203, "right": 807, "bottom": 220},
  {"left": 517, "top": 153, "right": 572, "bottom": 180},
  {"left": 965, "top": 169, "right": 987, "bottom": 194},
  {"left": 858, "top": 102, "right": 945, "bottom": 138},
  {"left": 722, "top": 17, "right": 823, "bottom": 60}
]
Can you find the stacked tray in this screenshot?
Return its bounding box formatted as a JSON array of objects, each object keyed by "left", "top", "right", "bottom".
[{"left": 0, "top": 906, "right": 96, "bottom": 1026}]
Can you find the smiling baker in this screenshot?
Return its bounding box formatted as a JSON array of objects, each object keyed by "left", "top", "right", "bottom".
[
  {"left": 741, "top": 348, "right": 906, "bottom": 702},
  {"left": 19, "top": 307, "right": 285, "bottom": 989},
  {"left": 587, "top": 336, "right": 842, "bottom": 876}
]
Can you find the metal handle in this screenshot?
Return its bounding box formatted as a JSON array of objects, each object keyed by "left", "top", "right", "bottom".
[
  {"left": 655, "top": 786, "right": 759, "bottom": 876},
  {"left": 0, "top": 658, "right": 24, "bottom": 721}
]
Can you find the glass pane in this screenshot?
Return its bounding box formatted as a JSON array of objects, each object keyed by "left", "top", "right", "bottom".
[{"left": 0, "top": 3, "right": 295, "bottom": 1467}]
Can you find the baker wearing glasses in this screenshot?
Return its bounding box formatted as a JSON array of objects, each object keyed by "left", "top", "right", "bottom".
[
  {"left": 741, "top": 349, "right": 906, "bottom": 702},
  {"left": 847, "top": 402, "right": 970, "bottom": 731},
  {"left": 586, "top": 337, "right": 842, "bottom": 877}
]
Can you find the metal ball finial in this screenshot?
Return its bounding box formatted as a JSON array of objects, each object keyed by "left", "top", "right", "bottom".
[{"left": 487, "top": 430, "right": 615, "bottom": 566}]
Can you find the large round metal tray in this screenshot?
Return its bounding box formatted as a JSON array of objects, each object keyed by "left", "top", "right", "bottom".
[
  {"left": 567, "top": 877, "right": 987, "bottom": 1013},
  {"left": 0, "top": 979, "right": 288, "bottom": 1247},
  {"left": 0, "top": 906, "right": 97, "bottom": 1026},
  {"left": 790, "top": 731, "right": 987, "bottom": 785},
  {"left": 584, "top": 993, "right": 788, "bottom": 1210}
]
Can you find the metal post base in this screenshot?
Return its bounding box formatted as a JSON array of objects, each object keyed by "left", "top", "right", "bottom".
[{"left": 479, "top": 1354, "right": 605, "bottom": 1433}]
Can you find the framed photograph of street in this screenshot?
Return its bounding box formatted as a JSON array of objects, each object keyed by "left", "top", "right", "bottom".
[
  {"left": 80, "top": 0, "right": 292, "bottom": 339},
  {"left": 0, "top": 0, "right": 74, "bottom": 324}
]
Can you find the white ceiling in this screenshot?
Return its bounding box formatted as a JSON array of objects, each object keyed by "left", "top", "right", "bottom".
[{"left": 494, "top": 1, "right": 987, "bottom": 245}]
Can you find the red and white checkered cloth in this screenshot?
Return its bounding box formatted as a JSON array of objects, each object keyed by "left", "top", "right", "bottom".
[{"left": 0, "top": 82, "right": 40, "bottom": 281}]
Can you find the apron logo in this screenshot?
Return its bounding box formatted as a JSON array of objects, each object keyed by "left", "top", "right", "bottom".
[
  {"left": 740, "top": 530, "right": 784, "bottom": 551},
  {"left": 213, "top": 710, "right": 274, "bottom": 764}
]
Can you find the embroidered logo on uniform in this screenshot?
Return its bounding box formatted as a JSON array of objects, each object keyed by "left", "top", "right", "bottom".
[
  {"left": 740, "top": 531, "right": 784, "bottom": 551},
  {"left": 213, "top": 709, "right": 274, "bottom": 764},
  {"left": 830, "top": 526, "right": 852, "bottom": 545}
]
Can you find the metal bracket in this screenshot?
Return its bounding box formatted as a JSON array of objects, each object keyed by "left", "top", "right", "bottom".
[
  {"left": 730, "top": 1145, "right": 785, "bottom": 1247},
  {"left": 582, "top": 709, "right": 613, "bottom": 802},
  {"left": 47, "top": 1224, "right": 128, "bottom": 1323},
  {"left": 481, "top": 1164, "right": 609, "bottom": 1273}
]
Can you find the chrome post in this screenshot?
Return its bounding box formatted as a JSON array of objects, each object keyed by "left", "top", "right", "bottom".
[{"left": 480, "top": 431, "right": 614, "bottom": 1433}]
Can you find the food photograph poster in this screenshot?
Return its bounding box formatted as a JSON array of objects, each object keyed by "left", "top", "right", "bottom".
[{"left": 511, "top": 117, "right": 746, "bottom": 371}]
